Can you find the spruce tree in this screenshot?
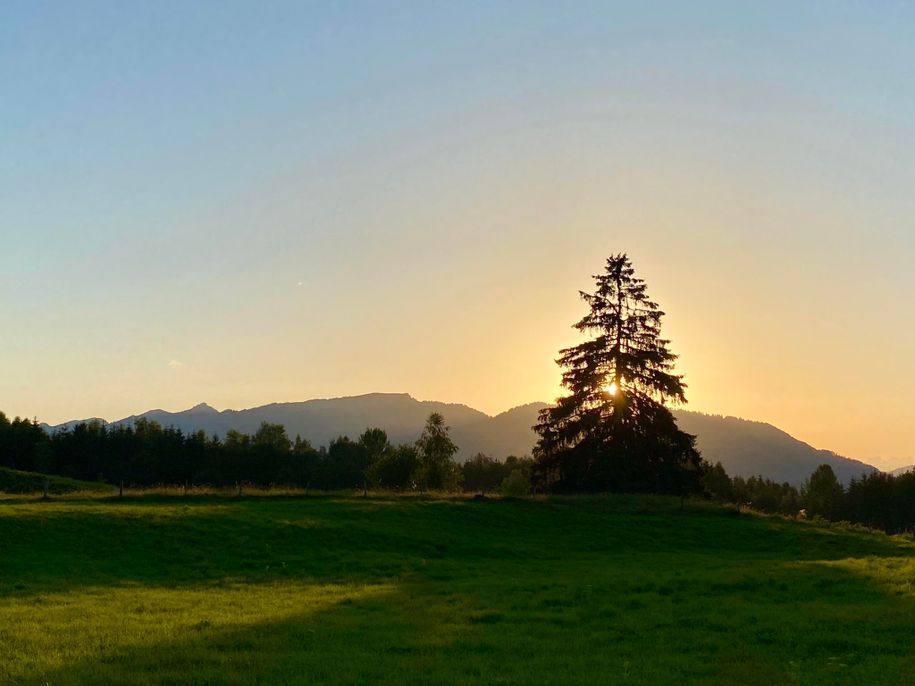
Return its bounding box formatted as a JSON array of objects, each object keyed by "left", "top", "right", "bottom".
[{"left": 533, "top": 254, "right": 704, "bottom": 493}]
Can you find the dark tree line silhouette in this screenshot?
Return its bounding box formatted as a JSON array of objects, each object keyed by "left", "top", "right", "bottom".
[
  {"left": 0, "top": 410, "right": 532, "bottom": 495},
  {"left": 3, "top": 409, "right": 913, "bottom": 534},
  {"left": 703, "top": 460, "right": 915, "bottom": 535}
]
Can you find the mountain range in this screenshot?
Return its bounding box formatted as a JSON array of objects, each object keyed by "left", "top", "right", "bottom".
[{"left": 43, "top": 393, "right": 879, "bottom": 486}]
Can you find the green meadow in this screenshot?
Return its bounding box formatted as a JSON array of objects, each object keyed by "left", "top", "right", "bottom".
[
  {"left": 0, "top": 467, "right": 115, "bottom": 495},
  {"left": 2, "top": 492, "right": 915, "bottom": 685}
]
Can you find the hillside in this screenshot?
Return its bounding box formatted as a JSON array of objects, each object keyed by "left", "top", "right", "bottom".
[
  {"left": 44, "top": 393, "right": 879, "bottom": 485},
  {"left": 672, "top": 411, "right": 877, "bottom": 486},
  {"left": 109, "top": 394, "right": 494, "bottom": 456},
  {"left": 0, "top": 467, "right": 112, "bottom": 494},
  {"left": 2, "top": 494, "right": 914, "bottom": 684}
]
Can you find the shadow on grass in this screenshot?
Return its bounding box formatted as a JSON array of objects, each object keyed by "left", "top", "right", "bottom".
[
  {"left": 13, "top": 547, "right": 915, "bottom": 686},
  {"left": 2, "top": 495, "right": 914, "bottom": 601}
]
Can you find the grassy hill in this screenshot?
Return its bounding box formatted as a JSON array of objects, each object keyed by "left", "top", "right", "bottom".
[
  {"left": 1, "top": 494, "right": 914, "bottom": 684},
  {"left": 0, "top": 467, "right": 112, "bottom": 494}
]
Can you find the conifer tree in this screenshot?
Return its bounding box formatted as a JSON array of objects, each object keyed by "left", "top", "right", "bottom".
[{"left": 533, "top": 254, "right": 704, "bottom": 493}]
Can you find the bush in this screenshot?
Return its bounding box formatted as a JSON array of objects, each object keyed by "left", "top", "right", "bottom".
[{"left": 501, "top": 469, "right": 531, "bottom": 497}]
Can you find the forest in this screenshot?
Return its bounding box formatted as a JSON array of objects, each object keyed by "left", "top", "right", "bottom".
[
  {"left": 0, "top": 410, "right": 532, "bottom": 496},
  {"left": 3, "top": 407, "right": 913, "bottom": 535}
]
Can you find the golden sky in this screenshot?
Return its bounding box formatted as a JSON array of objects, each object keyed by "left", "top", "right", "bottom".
[{"left": 2, "top": 3, "right": 913, "bottom": 467}]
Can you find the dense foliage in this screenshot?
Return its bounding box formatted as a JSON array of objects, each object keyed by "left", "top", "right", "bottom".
[
  {"left": 703, "top": 461, "right": 915, "bottom": 535},
  {"left": 7, "top": 409, "right": 914, "bottom": 535},
  {"left": 0, "top": 410, "right": 533, "bottom": 495},
  {"left": 534, "top": 254, "right": 703, "bottom": 494}
]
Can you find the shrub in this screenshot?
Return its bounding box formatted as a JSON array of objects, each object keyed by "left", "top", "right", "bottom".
[{"left": 501, "top": 469, "right": 531, "bottom": 497}]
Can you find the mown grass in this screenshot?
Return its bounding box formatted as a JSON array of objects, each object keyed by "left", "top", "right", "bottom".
[{"left": 1, "top": 493, "right": 915, "bottom": 685}]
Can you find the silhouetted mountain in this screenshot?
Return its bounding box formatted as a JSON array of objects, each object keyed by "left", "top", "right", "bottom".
[
  {"left": 110, "top": 394, "right": 499, "bottom": 457},
  {"left": 44, "top": 394, "right": 879, "bottom": 485},
  {"left": 40, "top": 418, "right": 107, "bottom": 433},
  {"left": 671, "top": 411, "right": 877, "bottom": 486}
]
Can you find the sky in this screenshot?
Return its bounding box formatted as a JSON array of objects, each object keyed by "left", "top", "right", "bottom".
[{"left": 2, "top": 2, "right": 914, "bottom": 467}]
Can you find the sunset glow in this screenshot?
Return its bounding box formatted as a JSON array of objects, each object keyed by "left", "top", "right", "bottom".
[
  {"left": 1, "top": 3, "right": 913, "bottom": 468},
  {"left": 5, "top": 7, "right": 915, "bottom": 684}
]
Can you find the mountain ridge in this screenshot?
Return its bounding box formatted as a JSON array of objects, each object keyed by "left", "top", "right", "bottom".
[{"left": 42, "top": 393, "right": 880, "bottom": 486}]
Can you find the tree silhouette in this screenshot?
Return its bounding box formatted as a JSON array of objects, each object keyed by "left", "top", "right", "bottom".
[
  {"left": 415, "top": 413, "right": 462, "bottom": 491},
  {"left": 358, "top": 428, "right": 390, "bottom": 464},
  {"left": 802, "top": 464, "right": 844, "bottom": 519},
  {"left": 533, "top": 254, "right": 704, "bottom": 493},
  {"left": 366, "top": 444, "right": 420, "bottom": 490},
  {"left": 461, "top": 453, "right": 505, "bottom": 495}
]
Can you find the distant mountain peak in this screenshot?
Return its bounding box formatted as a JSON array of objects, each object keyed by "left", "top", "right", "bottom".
[
  {"left": 187, "top": 403, "right": 219, "bottom": 414},
  {"left": 40, "top": 418, "right": 107, "bottom": 433}
]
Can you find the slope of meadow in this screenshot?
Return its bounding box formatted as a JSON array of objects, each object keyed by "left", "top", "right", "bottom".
[
  {"left": 1, "top": 494, "right": 914, "bottom": 685},
  {"left": 0, "top": 467, "right": 113, "bottom": 494}
]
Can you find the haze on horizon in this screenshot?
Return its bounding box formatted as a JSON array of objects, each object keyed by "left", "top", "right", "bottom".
[{"left": 2, "top": 2, "right": 914, "bottom": 468}]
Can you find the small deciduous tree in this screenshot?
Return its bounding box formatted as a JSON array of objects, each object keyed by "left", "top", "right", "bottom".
[
  {"left": 462, "top": 453, "right": 505, "bottom": 495},
  {"left": 367, "top": 444, "right": 420, "bottom": 490},
  {"left": 358, "top": 428, "right": 390, "bottom": 463},
  {"left": 415, "top": 413, "right": 462, "bottom": 492},
  {"left": 501, "top": 468, "right": 531, "bottom": 497},
  {"left": 252, "top": 422, "right": 292, "bottom": 452},
  {"left": 703, "top": 462, "right": 733, "bottom": 502},
  {"left": 323, "top": 436, "right": 370, "bottom": 490}
]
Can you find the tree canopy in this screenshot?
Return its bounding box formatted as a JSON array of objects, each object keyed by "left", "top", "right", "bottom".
[{"left": 415, "top": 412, "right": 462, "bottom": 491}]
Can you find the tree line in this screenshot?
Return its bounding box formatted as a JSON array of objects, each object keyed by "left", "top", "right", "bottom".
[
  {"left": 703, "top": 461, "right": 915, "bottom": 535},
  {"left": 0, "top": 410, "right": 532, "bottom": 495},
  {"left": 7, "top": 406, "right": 915, "bottom": 534}
]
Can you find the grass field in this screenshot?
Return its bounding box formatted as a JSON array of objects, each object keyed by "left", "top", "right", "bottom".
[
  {"left": 2, "top": 493, "right": 915, "bottom": 685},
  {"left": 0, "top": 467, "right": 115, "bottom": 495}
]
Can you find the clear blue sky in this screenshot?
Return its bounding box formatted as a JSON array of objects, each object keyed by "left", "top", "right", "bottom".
[{"left": 2, "top": 2, "right": 914, "bottom": 465}]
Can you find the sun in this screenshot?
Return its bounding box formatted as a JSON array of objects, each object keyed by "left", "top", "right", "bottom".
[{"left": 607, "top": 381, "right": 618, "bottom": 397}]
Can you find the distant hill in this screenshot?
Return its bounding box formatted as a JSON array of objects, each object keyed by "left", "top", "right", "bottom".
[
  {"left": 109, "top": 394, "right": 497, "bottom": 455},
  {"left": 671, "top": 411, "right": 877, "bottom": 486},
  {"left": 39, "top": 418, "right": 106, "bottom": 433},
  {"left": 44, "top": 393, "right": 879, "bottom": 486}
]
